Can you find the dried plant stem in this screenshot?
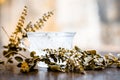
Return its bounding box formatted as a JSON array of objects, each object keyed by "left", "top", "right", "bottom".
[
  {"left": 4, "top": 51, "right": 27, "bottom": 59},
  {"left": 17, "top": 52, "right": 27, "bottom": 58},
  {"left": 1, "top": 26, "right": 9, "bottom": 38}
]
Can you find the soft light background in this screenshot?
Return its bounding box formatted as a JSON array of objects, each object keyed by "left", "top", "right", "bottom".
[{"left": 0, "top": 0, "right": 120, "bottom": 52}]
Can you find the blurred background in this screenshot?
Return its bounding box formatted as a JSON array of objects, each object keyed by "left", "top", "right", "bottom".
[{"left": 0, "top": 0, "right": 120, "bottom": 52}]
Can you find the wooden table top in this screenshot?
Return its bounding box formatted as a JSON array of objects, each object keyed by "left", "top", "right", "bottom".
[{"left": 0, "top": 66, "right": 120, "bottom": 80}]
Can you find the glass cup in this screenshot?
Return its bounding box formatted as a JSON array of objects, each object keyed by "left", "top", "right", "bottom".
[
  {"left": 27, "top": 32, "right": 76, "bottom": 52},
  {"left": 22, "top": 32, "right": 76, "bottom": 67}
]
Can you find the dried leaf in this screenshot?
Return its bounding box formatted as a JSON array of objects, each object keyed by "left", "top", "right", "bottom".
[
  {"left": 87, "top": 50, "right": 96, "bottom": 55},
  {"left": 30, "top": 51, "right": 36, "bottom": 57},
  {"left": 48, "top": 65, "right": 62, "bottom": 72},
  {"left": 3, "top": 50, "right": 11, "bottom": 58},
  {"left": 74, "top": 46, "right": 81, "bottom": 52},
  {"left": 15, "top": 56, "right": 23, "bottom": 62}
]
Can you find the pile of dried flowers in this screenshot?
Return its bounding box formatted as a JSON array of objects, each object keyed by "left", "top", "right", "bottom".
[{"left": 41, "top": 46, "right": 120, "bottom": 74}]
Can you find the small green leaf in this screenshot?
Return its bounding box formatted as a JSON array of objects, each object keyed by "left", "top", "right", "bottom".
[
  {"left": 3, "top": 50, "right": 10, "bottom": 58},
  {"left": 30, "top": 51, "right": 36, "bottom": 57},
  {"left": 3, "top": 50, "right": 7, "bottom": 56},
  {"left": 15, "top": 56, "right": 23, "bottom": 62}
]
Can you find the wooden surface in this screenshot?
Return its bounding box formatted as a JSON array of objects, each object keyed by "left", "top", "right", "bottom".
[{"left": 0, "top": 66, "right": 120, "bottom": 80}]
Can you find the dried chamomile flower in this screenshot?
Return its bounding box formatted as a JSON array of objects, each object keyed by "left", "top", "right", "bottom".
[{"left": 20, "top": 62, "right": 30, "bottom": 73}]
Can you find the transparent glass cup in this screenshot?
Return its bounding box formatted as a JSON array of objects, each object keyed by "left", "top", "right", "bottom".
[{"left": 23, "top": 32, "right": 76, "bottom": 67}]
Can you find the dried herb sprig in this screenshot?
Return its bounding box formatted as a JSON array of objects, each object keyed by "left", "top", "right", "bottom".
[
  {"left": 3, "top": 6, "right": 28, "bottom": 62},
  {"left": 1, "top": 6, "right": 53, "bottom": 72},
  {"left": 24, "top": 11, "right": 54, "bottom": 33}
]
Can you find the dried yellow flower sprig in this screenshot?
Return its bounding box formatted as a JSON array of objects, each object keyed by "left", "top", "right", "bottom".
[
  {"left": 3, "top": 6, "right": 28, "bottom": 59},
  {"left": 24, "top": 11, "right": 53, "bottom": 32},
  {"left": 1, "top": 6, "right": 53, "bottom": 72},
  {"left": 10, "top": 6, "right": 28, "bottom": 45}
]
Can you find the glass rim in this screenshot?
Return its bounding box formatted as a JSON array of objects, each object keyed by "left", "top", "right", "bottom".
[{"left": 27, "top": 32, "right": 76, "bottom": 37}]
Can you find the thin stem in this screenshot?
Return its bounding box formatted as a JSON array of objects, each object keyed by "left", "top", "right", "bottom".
[
  {"left": 4, "top": 51, "right": 27, "bottom": 59},
  {"left": 2, "top": 27, "right": 9, "bottom": 38},
  {"left": 17, "top": 52, "right": 27, "bottom": 58}
]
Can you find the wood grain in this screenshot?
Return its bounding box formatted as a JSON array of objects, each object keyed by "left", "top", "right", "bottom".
[{"left": 0, "top": 65, "right": 120, "bottom": 80}]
